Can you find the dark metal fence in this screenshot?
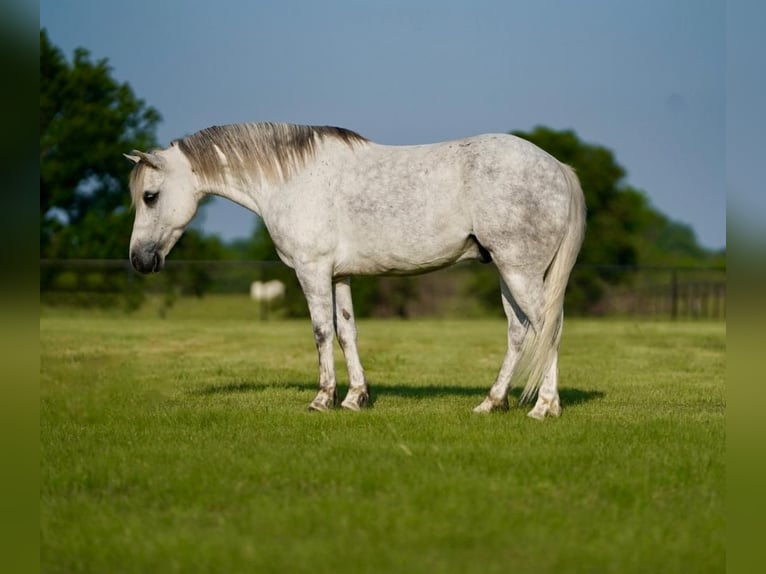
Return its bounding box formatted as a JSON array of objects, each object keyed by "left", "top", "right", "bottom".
[
  {"left": 39, "top": 259, "right": 726, "bottom": 320},
  {"left": 570, "top": 265, "right": 726, "bottom": 320}
]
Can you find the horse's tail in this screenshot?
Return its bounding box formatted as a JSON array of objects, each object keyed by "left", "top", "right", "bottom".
[{"left": 516, "top": 163, "right": 586, "bottom": 404}]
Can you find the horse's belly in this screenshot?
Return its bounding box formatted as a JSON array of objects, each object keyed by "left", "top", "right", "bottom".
[{"left": 333, "top": 228, "right": 479, "bottom": 277}]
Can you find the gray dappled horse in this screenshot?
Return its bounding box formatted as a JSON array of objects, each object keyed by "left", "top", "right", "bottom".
[{"left": 126, "top": 123, "right": 585, "bottom": 417}]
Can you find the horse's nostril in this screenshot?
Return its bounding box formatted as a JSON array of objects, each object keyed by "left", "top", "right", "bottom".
[{"left": 130, "top": 249, "right": 160, "bottom": 274}]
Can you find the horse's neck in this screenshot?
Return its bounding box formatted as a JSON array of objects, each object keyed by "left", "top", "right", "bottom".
[
  {"left": 203, "top": 179, "right": 265, "bottom": 217},
  {"left": 196, "top": 136, "right": 357, "bottom": 217}
]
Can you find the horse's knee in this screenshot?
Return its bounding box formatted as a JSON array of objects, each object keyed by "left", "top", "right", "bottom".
[{"left": 313, "top": 324, "right": 333, "bottom": 347}]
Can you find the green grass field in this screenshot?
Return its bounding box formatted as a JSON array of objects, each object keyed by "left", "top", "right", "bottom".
[{"left": 40, "top": 300, "right": 725, "bottom": 573}]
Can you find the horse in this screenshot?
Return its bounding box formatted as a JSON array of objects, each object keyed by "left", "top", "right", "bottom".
[
  {"left": 125, "top": 122, "right": 585, "bottom": 417},
  {"left": 250, "top": 280, "right": 286, "bottom": 302}
]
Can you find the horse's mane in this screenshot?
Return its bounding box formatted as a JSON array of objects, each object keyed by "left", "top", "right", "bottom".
[
  {"left": 129, "top": 123, "right": 368, "bottom": 206},
  {"left": 177, "top": 122, "right": 368, "bottom": 187}
]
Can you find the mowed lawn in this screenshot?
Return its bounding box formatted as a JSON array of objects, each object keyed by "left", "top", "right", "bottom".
[{"left": 40, "top": 302, "right": 725, "bottom": 574}]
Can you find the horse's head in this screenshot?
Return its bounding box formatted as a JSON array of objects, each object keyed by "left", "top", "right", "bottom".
[{"left": 125, "top": 143, "right": 199, "bottom": 273}]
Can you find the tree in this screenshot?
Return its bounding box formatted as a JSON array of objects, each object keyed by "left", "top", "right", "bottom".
[{"left": 40, "top": 29, "right": 161, "bottom": 259}]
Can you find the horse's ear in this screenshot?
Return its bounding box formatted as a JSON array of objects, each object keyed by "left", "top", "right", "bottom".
[{"left": 124, "top": 150, "right": 163, "bottom": 169}]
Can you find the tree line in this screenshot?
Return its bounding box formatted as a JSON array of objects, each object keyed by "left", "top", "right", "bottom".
[{"left": 40, "top": 31, "right": 724, "bottom": 315}]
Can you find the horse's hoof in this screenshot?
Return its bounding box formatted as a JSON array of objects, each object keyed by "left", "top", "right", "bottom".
[
  {"left": 341, "top": 389, "right": 369, "bottom": 411},
  {"left": 526, "top": 407, "right": 545, "bottom": 420},
  {"left": 308, "top": 390, "right": 336, "bottom": 412},
  {"left": 527, "top": 396, "right": 561, "bottom": 420},
  {"left": 472, "top": 396, "right": 509, "bottom": 413}
]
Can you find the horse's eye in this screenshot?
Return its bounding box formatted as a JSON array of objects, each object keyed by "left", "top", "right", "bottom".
[{"left": 143, "top": 191, "right": 159, "bottom": 206}]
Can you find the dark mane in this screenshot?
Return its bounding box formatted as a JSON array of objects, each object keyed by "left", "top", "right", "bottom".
[{"left": 176, "top": 122, "right": 368, "bottom": 186}]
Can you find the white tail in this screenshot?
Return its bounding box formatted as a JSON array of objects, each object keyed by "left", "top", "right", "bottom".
[{"left": 516, "top": 163, "right": 586, "bottom": 403}]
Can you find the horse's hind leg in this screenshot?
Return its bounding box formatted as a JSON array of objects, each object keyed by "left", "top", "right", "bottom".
[
  {"left": 527, "top": 353, "right": 562, "bottom": 419},
  {"left": 478, "top": 267, "right": 563, "bottom": 418},
  {"left": 473, "top": 272, "right": 540, "bottom": 413},
  {"left": 333, "top": 278, "right": 369, "bottom": 411}
]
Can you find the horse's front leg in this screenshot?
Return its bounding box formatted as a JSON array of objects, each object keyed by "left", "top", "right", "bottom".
[
  {"left": 334, "top": 278, "right": 369, "bottom": 410},
  {"left": 297, "top": 267, "right": 338, "bottom": 412}
]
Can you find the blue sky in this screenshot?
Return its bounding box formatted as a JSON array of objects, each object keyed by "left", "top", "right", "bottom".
[{"left": 41, "top": 0, "right": 729, "bottom": 249}]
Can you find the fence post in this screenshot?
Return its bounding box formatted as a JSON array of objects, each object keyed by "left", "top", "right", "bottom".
[
  {"left": 670, "top": 269, "right": 679, "bottom": 320},
  {"left": 259, "top": 263, "right": 268, "bottom": 321}
]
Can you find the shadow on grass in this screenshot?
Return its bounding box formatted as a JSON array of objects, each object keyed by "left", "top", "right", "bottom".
[{"left": 191, "top": 380, "right": 604, "bottom": 407}]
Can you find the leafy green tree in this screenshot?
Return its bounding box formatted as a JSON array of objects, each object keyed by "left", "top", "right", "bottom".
[{"left": 40, "top": 29, "right": 161, "bottom": 259}]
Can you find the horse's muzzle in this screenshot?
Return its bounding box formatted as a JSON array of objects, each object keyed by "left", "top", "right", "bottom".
[{"left": 130, "top": 249, "right": 164, "bottom": 274}]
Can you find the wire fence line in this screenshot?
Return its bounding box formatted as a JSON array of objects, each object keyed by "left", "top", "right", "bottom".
[{"left": 40, "top": 259, "right": 726, "bottom": 321}]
